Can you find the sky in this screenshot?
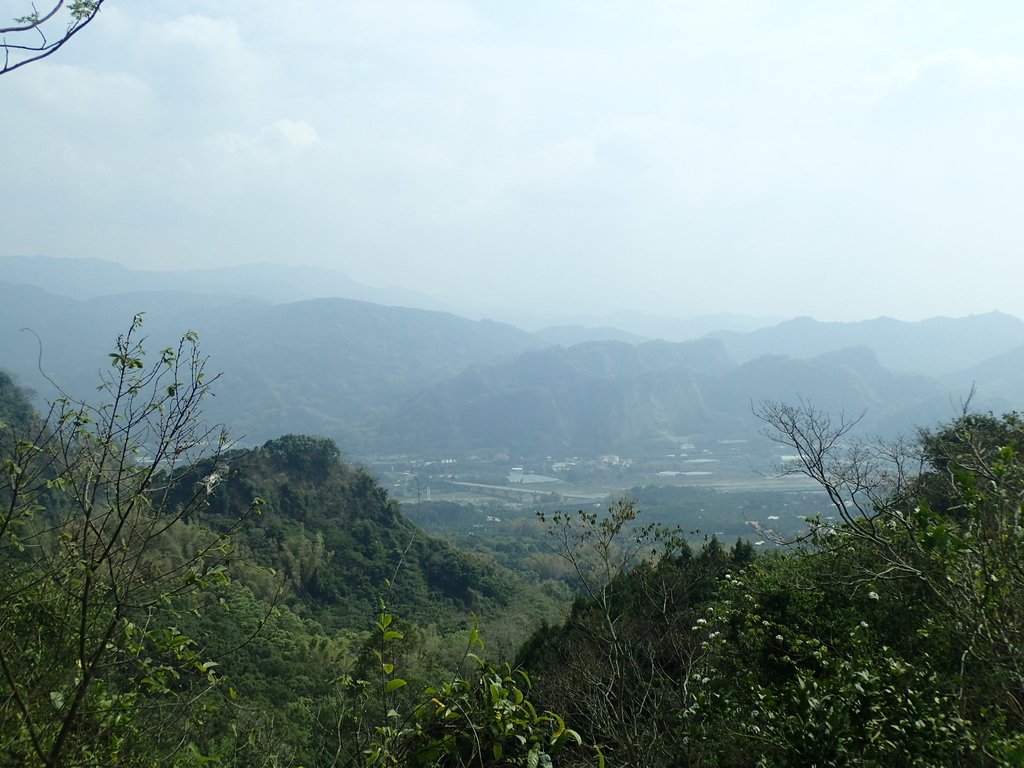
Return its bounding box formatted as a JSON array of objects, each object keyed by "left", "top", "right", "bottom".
[{"left": 3, "top": 1, "right": 1024, "bottom": 323}]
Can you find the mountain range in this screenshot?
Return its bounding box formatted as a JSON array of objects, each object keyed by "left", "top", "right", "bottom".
[
  {"left": 1, "top": 256, "right": 1021, "bottom": 459},
  {"left": 0, "top": 254, "right": 448, "bottom": 309}
]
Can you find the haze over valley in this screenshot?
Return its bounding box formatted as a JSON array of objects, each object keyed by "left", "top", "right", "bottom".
[{"left": 3, "top": 255, "right": 1020, "bottom": 517}]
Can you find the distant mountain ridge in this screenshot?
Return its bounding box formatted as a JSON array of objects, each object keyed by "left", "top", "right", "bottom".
[
  {"left": 0, "top": 255, "right": 787, "bottom": 339},
  {"left": 0, "top": 254, "right": 449, "bottom": 310},
  {"left": 2, "top": 265, "right": 1023, "bottom": 460},
  {"left": 0, "top": 282, "right": 544, "bottom": 446},
  {"left": 533, "top": 325, "right": 650, "bottom": 346},
  {"left": 369, "top": 340, "right": 951, "bottom": 456},
  {"left": 708, "top": 313, "right": 1024, "bottom": 376},
  {"left": 943, "top": 343, "right": 1024, "bottom": 411}
]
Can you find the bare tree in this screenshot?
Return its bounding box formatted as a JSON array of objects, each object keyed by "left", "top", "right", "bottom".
[
  {"left": 1, "top": 1, "right": 103, "bottom": 75},
  {"left": 755, "top": 399, "right": 1024, "bottom": 724},
  {"left": 534, "top": 501, "right": 723, "bottom": 766},
  {"left": 755, "top": 399, "right": 924, "bottom": 560}
]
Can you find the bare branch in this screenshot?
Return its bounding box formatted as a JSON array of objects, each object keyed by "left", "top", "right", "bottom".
[{"left": 1, "top": 1, "right": 103, "bottom": 76}]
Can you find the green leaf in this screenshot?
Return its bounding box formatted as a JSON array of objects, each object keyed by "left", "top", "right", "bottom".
[{"left": 385, "top": 678, "right": 407, "bottom": 693}]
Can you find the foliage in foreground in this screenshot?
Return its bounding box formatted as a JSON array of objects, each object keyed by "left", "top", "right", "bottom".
[
  {"left": 0, "top": 318, "right": 241, "bottom": 765},
  {"left": 0, "top": 321, "right": 586, "bottom": 766},
  {"left": 521, "top": 406, "right": 1024, "bottom": 766}
]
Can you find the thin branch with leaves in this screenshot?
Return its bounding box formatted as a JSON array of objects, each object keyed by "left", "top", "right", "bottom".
[{"left": 1, "top": 0, "right": 103, "bottom": 75}]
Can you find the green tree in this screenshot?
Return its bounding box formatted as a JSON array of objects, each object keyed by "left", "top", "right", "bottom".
[
  {"left": 753, "top": 401, "right": 1024, "bottom": 760},
  {"left": 526, "top": 501, "right": 739, "bottom": 766},
  {"left": 261, "top": 434, "right": 342, "bottom": 482},
  {"left": 0, "top": 315, "right": 255, "bottom": 765},
  {"left": 692, "top": 550, "right": 976, "bottom": 767},
  {"left": 309, "top": 602, "right": 587, "bottom": 768}
]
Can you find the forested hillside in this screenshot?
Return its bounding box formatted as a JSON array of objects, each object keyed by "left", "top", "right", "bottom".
[
  {"left": 0, "top": 327, "right": 576, "bottom": 765},
  {"left": 4, "top": 323, "right": 1024, "bottom": 765},
  {"left": 517, "top": 409, "right": 1024, "bottom": 766},
  {"left": 175, "top": 433, "right": 569, "bottom": 639}
]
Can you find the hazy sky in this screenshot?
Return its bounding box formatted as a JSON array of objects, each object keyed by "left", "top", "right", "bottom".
[{"left": 3, "top": 1, "right": 1024, "bottom": 322}]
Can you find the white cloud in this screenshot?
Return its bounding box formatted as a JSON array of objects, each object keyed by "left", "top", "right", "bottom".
[
  {"left": 888, "top": 49, "right": 1024, "bottom": 92},
  {"left": 9, "top": 62, "right": 151, "bottom": 119},
  {"left": 130, "top": 12, "right": 274, "bottom": 111},
  {"left": 870, "top": 48, "right": 1024, "bottom": 124},
  {"left": 267, "top": 119, "right": 320, "bottom": 154},
  {"left": 204, "top": 118, "right": 320, "bottom": 159}
]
